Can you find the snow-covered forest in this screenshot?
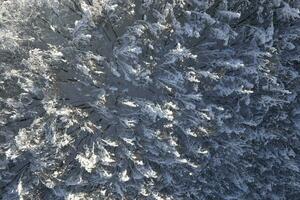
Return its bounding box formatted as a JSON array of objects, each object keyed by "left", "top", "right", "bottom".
[{"left": 0, "top": 0, "right": 300, "bottom": 199}]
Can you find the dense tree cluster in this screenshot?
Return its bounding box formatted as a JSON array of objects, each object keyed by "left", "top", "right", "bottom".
[{"left": 0, "top": 0, "right": 300, "bottom": 199}]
